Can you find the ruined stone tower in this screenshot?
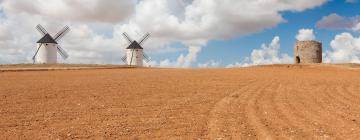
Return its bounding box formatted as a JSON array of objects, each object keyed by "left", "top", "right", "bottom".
[{"left": 294, "top": 40, "right": 322, "bottom": 64}]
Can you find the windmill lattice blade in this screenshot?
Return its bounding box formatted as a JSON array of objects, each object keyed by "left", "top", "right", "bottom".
[
  {"left": 54, "top": 26, "right": 70, "bottom": 41},
  {"left": 122, "top": 32, "right": 133, "bottom": 44},
  {"left": 56, "top": 46, "right": 69, "bottom": 59},
  {"left": 139, "top": 33, "right": 150, "bottom": 45},
  {"left": 32, "top": 44, "right": 43, "bottom": 62},
  {"left": 143, "top": 53, "right": 151, "bottom": 63},
  {"left": 121, "top": 56, "right": 127, "bottom": 63},
  {"left": 36, "top": 24, "right": 48, "bottom": 36}
]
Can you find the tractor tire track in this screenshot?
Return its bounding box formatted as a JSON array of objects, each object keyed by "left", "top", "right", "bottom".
[
  {"left": 207, "top": 78, "right": 360, "bottom": 139},
  {"left": 207, "top": 81, "right": 258, "bottom": 139}
]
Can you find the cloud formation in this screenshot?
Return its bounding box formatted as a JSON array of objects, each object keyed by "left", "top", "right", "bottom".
[
  {"left": 121, "top": 0, "right": 327, "bottom": 67},
  {"left": 0, "top": 0, "right": 137, "bottom": 64},
  {"left": 227, "top": 36, "right": 292, "bottom": 67},
  {"left": 154, "top": 46, "right": 202, "bottom": 68},
  {"left": 296, "top": 29, "right": 316, "bottom": 41},
  {"left": 0, "top": 0, "right": 328, "bottom": 66},
  {"left": 198, "top": 60, "right": 221, "bottom": 68},
  {"left": 353, "top": 23, "right": 360, "bottom": 32},
  {"left": 316, "top": 13, "right": 360, "bottom": 31},
  {"left": 1, "top": 0, "right": 136, "bottom": 23},
  {"left": 324, "top": 32, "right": 360, "bottom": 63},
  {"left": 125, "top": 0, "right": 327, "bottom": 41},
  {"left": 316, "top": 13, "right": 353, "bottom": 29}
]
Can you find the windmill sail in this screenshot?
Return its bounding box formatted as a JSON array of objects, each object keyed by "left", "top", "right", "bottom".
[
  {"left": 34, "top": 24, "right": 71, "bottom": 64},
  {"left": 54, "top": 26, "right": 70, "bottom": 41},
  {"left": 139, "top": 33, "right": 150, "bottom": 45},
  {"left": 143, "top": 53, "right": 151, "bottom": 62},
  {"left": 122, "top": 32, "right": 151, "bottom": 66},
  {"left": 36, "top": 24, "right": 48, "bottom": 36},
  {"left": 56, "top": 46, "right": 69, "bottom": 59},
  {"left": 122, "top": 32, "right": 133, "bottom": 44},
  {"left": 32, "top": 44, "right": 43, "bottom": 63},
  {"left": 121, "top": 56, "right": 127, "bottom": 63}
]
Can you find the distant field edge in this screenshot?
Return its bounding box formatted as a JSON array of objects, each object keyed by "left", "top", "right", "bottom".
[
  {"left": 0, "top": 64, "right": 141, "bottom": 73},
  {"left": 0, "top": 63, "right": 359, "bottom": 73}
]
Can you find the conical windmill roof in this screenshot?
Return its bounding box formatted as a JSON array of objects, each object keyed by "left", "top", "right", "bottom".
[
  {"left": 37, "top": 34, "right": 58, "bottom": 44},
  {"left": 126, "top": 41, "right": 143, "bottom": 49}
]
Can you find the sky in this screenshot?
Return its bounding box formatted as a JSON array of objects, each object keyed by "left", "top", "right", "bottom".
[{"left": 0, "top": 0, "right": 359, "bottom": 68}]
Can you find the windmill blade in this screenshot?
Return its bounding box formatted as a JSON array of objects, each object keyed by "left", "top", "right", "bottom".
[
  {"left": 143, "top": 53, "right": 151, "bottom": 63},
  {"left": 36, "top": 24, "right": 48, "bottom": 36},
  {"left": 138, "top": 33, "right": 150, "bottom": 45},
  {"left": 121, "top": 55, "right": 127, "bottom": 63},
  {"left": 54, "top": 26, "right": 70, "bottom": 41},
  {"left": 56, "top": 46, "right": 69, "bottom": 59},
  {"left": 32, "top": 44, "right": 43, "bottom": 63},
  {"left": 122, "top": 32, "right": 133, "bottom": 44}
]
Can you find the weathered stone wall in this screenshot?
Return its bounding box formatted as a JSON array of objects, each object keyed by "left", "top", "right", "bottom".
[{"left": 294, "top": 41, "right": 322, "bottom": 64}]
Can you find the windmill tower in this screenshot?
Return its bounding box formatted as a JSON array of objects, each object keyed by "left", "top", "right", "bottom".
[
  {"left": 121, "top": 32, "right": 151, "bottom": 66},
  {"left": 294, "top": 40, "right": 322, "bottom": 64},
  {"left": 33, "top": 24, "right": 70, "bottom": 64}
]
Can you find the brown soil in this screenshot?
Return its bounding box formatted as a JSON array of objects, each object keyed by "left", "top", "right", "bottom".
[
  {"left": 0, "top": 64, "right": 360, "bottom": 139},
  {"left": 0, "top": 64, "right": 130, "bottom": 72}
]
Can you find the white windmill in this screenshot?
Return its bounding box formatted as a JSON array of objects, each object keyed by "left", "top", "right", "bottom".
[
  {"left": 32, "top": 24, "right": 70, "bottom": 64},
  {"left": 121, "top": 32, "right": 151, "bottom": 66}
]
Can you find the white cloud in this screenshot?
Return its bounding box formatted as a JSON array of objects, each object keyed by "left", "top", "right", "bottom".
[
  {"left": 177, "top": 46, "right": 202, "bottom": 67},
  {"left": 131, "top": 0, "right": 327, "bottom": 40},
  {"left": 226, "top": 63, "right": 245, "bottom": 68},
  {"left": 0, "top": 14, "right": 40, "bottom": 64},
  {"left": 61, "top": 25, "right": 124, "bottom": 64},
  {"left": 150, "top": 46, "right": 202, "bottom": 68},
  {"left": 251, "top": 36, "right": 292, "bottom": 65},
  {"left": 296, "top": 29, "right": 316, "bottom": 41},
  {"left": 198, "top": 60, "right": 221, "bottom": 68},
  {"left": 0, "top": 0, "right": 328, "bottom": 66},
  {"left": 353, "top": 23, "right": 360, "bottom": 32},
  {"left": 324, "top": 32, "right": 360, "bottom": 63},
  {"left": 226, "top": 57, "right": 252, "bottom": 68},
  {"left": 227, "top": 36, "right": 292, "bottom": 67},
  {"left": 0, "top": 23, "right": 11, "bottom": 41}
]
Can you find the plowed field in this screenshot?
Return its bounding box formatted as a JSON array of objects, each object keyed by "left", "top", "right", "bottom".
[{"left": 1, "top": 64, "right": 360, "bottom": 139}]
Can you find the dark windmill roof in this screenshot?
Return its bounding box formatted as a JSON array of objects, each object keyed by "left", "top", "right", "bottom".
[
  {"left": 126, "top": 41, "right": 143, "bottom": 49},
  {"left": 37, "top": 34, "right": 58, "bottom": 44}
]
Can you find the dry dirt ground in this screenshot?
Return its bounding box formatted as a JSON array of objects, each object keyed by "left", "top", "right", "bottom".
[
  {"left": 1, "top": 64, "right": 360, "bottom": 139},
  {"left": 0, "top": 64, "right": 128, "bottom": 72}
]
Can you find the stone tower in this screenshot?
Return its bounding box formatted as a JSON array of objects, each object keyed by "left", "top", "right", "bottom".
[{"left": 294, "top": 40, "right": 322, "bottom": 64}]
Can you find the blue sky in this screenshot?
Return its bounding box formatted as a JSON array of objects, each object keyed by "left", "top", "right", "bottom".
[{"left": 0, "top": 0, "right": 359, "bottom": 67}]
